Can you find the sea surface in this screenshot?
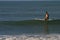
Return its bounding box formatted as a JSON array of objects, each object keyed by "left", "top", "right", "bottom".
[{"left": 0, "top": 1, "right": 60, "bottom": 40}]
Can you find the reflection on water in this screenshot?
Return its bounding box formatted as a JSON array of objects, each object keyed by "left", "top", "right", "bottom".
[{"left": 43, "top": 21, "right": 49, "bottom": 34}]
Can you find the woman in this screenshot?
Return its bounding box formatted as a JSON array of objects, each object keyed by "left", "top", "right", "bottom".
[{"left": 45, "top": 11, "right": 49, "bottom": 21}]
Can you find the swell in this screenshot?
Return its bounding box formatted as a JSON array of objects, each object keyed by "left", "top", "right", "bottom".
[{"left": 0, "top": 19, "right": 60, "bottom": 25}]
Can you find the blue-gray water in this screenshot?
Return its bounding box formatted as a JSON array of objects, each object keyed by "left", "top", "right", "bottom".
[{"left": 0, "top": 1, "right": 60, "bottom": 35}]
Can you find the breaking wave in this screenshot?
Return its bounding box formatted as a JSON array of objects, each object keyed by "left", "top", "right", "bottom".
[{"left": 0, "top": 34, "right": 60, "bottom": 40}]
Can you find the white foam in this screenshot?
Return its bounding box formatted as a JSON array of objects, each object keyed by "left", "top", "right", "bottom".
[
  {"left": 0, "top": 34, "right": 60, "bottom": 40},
  {"left": 32, "top": 18, "right": 53, "bottom": 21}
]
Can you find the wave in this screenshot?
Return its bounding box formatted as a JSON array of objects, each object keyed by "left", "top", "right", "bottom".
[
  {"left": 0, "top": 19, "right": 60, "bottom": 25},
  {"left": 0, "top": 34, "right": 60, "bottom": 40}
]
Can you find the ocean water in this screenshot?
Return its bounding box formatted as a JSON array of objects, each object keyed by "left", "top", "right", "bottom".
[{"left": 0, "top": 1, "right": 60, "bottom": 40}]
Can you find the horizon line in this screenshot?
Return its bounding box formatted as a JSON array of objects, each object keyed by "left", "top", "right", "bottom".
[{"left": 0, "top": 0, "right": 59, "bottom": 1}]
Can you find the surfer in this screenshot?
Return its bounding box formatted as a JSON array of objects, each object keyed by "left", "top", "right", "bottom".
[
  {"left": 45, "top": 11, "right": 49, "bottom": 21},
  {"left": 44, "top": 11, "right": 49, "bottom": 34}
]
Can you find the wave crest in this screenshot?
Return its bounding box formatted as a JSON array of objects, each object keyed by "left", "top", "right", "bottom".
[{"left": 0, "top": 19, "right": 60, "bottom": 25}]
